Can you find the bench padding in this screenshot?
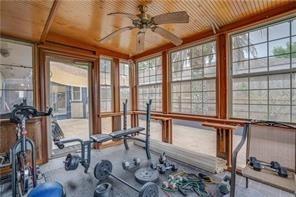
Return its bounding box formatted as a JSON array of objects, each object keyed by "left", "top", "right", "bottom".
[
  {"left": 91, "top": 127, "right": 145, "bottom": 143},
  {"left": 91, "top": 134, "right": 113, "bottom": 143},
  {"left": 109, "top": 127, "right": 145, "bottom": 138}
]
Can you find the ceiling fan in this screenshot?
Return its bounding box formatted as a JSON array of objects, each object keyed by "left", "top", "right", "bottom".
[{"left": 99, "top": 5, "right": 189, "bottom": 52}]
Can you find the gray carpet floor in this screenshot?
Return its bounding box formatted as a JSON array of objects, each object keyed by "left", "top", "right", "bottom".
[{"left": 0, "top": 143, "right": 293, "bottom": 197}]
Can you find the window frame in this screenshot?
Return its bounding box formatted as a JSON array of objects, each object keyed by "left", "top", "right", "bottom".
[
  {"left": 228, "top": 16, "right": 296, "bottom": 123},
  {"left": 168, "top": 39, "right": 218, "bottom": 117}
]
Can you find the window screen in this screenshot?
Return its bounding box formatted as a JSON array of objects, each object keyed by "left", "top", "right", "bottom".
[
  {"left": 120, "top": 62, "right": 130, "bottom": 111},
  {"left": 137, "top": 56, "right": 162, "bottom": 111},
  {"left": 100, "top": 58, "right": 112, "bottom": 112},
  {"left": 170, "top": 41, "right": 217, "bottom": 115},
  {"left": 231, "top": 18, "right": 296, "bottom": 123},
  {"left": 0, "top": 38, "right": 34, "bottom": 115}
]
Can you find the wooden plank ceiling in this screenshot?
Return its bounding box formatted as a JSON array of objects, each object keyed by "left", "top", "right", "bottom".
[{"left": 1, "top": 0, "right": 295, "bottom": 56}]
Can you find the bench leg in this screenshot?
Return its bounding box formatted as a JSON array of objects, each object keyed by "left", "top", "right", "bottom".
[
  {"left": 123, "top": 137, "right": 129, "bottom": 150},
  {"left": 245, "top": 177, "right": 249, "bottom": 188}
]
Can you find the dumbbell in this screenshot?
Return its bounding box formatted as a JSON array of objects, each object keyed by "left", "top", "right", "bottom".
[
  {"left": 150, "top": 162, "right": 178, "bottom": 174},
  {"left": 159, "top": 152, "right": 167, "bottom": 164},
  {"left": 122, "top": 158, "right": 141, "bottom": 170},
  {"left": 249, "top": 157, "right": 288, "bottom": 178},
  {"left": 94, "top": 160, "right": 159, "bottom": 197},
  {"left": 158, "top": 162, "right": 178, "bottom": 174}
]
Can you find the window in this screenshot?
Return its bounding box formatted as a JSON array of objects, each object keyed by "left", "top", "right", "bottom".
[
  {"left": 137, "top": 56, "right": 162, "bottom": 111},
  {"left": 71, "top": 86, "right": 82, "bottom": 101},
  {"left": 231, "top": 18, "right": 296, "bottom": 123},
  {"left": 50, "top": 83, "right": 67, "bottom": 115},
  {"left": 170, "top": 41, "right": 217, "bottom": 115},
  {"left": 0, "top": 38, "right": 34, "bottom": 115},
  {"left": 100, "top": 58, "right": 112, "bottom": 112},
  {"left": 120, "top": 62, "right": 131, "bottom": 111}
]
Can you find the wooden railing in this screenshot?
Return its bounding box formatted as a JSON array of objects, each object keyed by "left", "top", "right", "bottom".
[{"left": 98, "top": 111, "right": 249, "bottom": 167}]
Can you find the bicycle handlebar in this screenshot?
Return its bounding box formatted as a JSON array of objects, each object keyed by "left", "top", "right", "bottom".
[{"left": 8, "top": 102, "right": 53, "bottom": 123}]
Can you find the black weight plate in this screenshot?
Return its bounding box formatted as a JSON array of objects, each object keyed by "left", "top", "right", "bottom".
[
  {"left": 65, "top": 154, "right": 80, "bottom": 171},
  {"left": 94, "top": 160, "right": 112, "bottom": 181},
  {"left": 94, "top": 182, "right": 113, "bottom": 197},
  {"left": 139, "top": 182, "right": 159, "bottom": 197},
  {"left": 135, "top": 168, "right": 159, "bottom": 184}
]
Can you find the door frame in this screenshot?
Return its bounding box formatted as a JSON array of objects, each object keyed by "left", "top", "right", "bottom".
[{"left": 39, "top": 48, "right": 99, "bottom": 162}]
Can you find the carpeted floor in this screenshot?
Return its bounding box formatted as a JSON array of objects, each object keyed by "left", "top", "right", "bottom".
[{"left": 0, "top": 143, "right": 293, "bottom": 197}]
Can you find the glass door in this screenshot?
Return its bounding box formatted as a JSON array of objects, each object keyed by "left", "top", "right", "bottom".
[{"left": 48, "top": 57, "right": 91, "bottom": 155}]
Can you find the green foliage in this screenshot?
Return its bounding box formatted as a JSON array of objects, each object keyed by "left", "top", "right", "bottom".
[{"left": 272, "top": 42, "right": 296, "bottom": 58}]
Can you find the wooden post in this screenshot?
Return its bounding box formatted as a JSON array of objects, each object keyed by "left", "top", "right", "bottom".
[
  {"left": 130, "top": 60, "right": 139, "bottom": 127},
  {"left": 112, "top": 58, "right": 121, "bottom": 131},
  {"left": 216, "top": 33, "right": 233, "bottom": 167},
  {"left": 161, "top": 50, "right": 172, "bottom": 143}
]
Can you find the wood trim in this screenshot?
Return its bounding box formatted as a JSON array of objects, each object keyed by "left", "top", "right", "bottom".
[
  {"left": 112, "top": 58, "right": 121, "bottom": 131},
  {"left": 217, "top": 33, "right": 228, "bottom": 119},
  {"left": 112, "top": 58, "right": 120, "bottom": 113},
  {"left": 133, "top": 111, "right": 248, "bottom": 125},
  {"left": 131, "top": 61, "right": 138, "bottom": 111},
  {"left": 38, "top": 43, "right": 98, "bottom": 59},
  {"left": 38, "top": 49, "right": 49, "bottom": 163},
  {"left": 38, "top": 49, "right": 99, "bottom": 161},
  {"left": 202, "top": 122, "right": 237, "bottom": 130},
  {"left": 45, "top": 33, "right": 130, "bottom": 59},
  {"left": 131, "top": 2, "right": 296, "bottom": 60},
  {"left": 40, "top": 0, "right": 61, "bottom": 43},
  {"left": 162, "top": 51, "right": 169, "bottom": 114},
  {"left": 92, "top": 58, "right": 100, "bottom": 135}
]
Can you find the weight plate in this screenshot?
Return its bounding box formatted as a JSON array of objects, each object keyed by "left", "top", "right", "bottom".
[
  {"left": 135, "top": 168, "right": 159, "bottom": 184},
  {"left": 94, "top": 182, "right": 113, "bottom": 197},
  {"left": 65, "top": 154, "right": 80, "bottom": 171},
  {"left": 139, "top": 182, "right": 159, "bottom": 197},
  {"left": 94, "top": 160, "right": 112, "bottom": 181}
]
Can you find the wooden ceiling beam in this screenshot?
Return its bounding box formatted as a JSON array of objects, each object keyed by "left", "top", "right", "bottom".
[
  {"left": 46, "top": 33, "right": 130, "bottom": 60},
  {"left": 131, "top": 2, "right": 296, "bottom": 60},
  {"left": 40, "top": 0, "right": 61, "bottom": 43}
]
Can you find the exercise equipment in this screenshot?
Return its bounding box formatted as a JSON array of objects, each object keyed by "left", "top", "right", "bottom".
[
  {"left": 94, "top": 160, "right": 159, "bottom": 197},
  {"left": 150, "top": 162, "right": 178, "bottom": 174},
  {"left": 134, "top": 167, "right": 160, "bottom": 184},
  {"left": 249, "top": 157, "right": 288, "bottom": 178},
  {"left": 218, "top": 175, "right": 231, "bottom": 195},
  {"left": 94, "top": 182, "right": 113, "bottom": 197},
  {"left": 64, "top": 154, "right": 81, "bottom": 171},
  {"left": 161, "top": 172, "right": 209, "bottom": 196},
  {"left": 159, "top": 152, "right": 167, "bottom": 164},
  {"left": 122, "top": 158, "right": 141, "bottom": 170},
  {"left": 0, "top": 99, "right": 65, "bottom": 197},
  {"left": 91, "top": 99, "right": 151, "bottom": 160},
  {"left": 158, "top": 162, "right": 178, "bottom": 174},
  {"left": 55, "top": 138, "right": 92, "bottom": 173},
  {"left": 54, "top": 99, "right": 153, "bottom": 174}
]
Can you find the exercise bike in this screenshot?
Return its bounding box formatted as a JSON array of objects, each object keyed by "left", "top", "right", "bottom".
[{"left": 0, "top": 99, "right": 65, "bottom": 197}]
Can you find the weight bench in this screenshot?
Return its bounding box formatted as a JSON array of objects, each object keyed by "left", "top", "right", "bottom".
[
  {"left": 91, "top": 127, "right": 145, "bottom": 143},
  {"left": 53, "top": 99, "right": 152, "bottom": 173}
]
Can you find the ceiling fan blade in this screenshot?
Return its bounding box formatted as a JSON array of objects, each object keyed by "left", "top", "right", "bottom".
[
  {"left": 152, "top": 11, "right": 189, "bottom": 25},
  {"left": 136, "top": 31, "right": 145, "bottom": 52},
  {"left": 108, "top": 12, "right": 138, "bottom": 20},
  {"left": 152, "top": 26, "right": 183, "bottom": 46},
  {"left": 99, "top": 26, "right": 134, "bottom": 42}
]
